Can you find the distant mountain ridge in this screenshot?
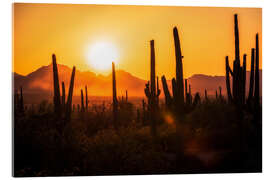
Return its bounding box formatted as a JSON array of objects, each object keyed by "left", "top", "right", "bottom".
[{"left": 13, "top": 63, "right": 262, "bottom": 98}]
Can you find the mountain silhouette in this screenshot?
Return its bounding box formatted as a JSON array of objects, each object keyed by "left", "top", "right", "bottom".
[{"left": 13, "top": 63, "right": 262, "bottom": 99}]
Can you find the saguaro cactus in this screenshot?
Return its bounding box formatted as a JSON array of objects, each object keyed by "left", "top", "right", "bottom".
[
  {"left": 160, "top": 27, "right": 198, "bottom": 114},
  {"left": 125, "top": 90, "right": 128, "bottom": 102},
  {"left": 144, "top": 40, "right": 160, "bottom": 137},
  {"left": 254, "top": 33, "right": 260, "bottom": 106},
  {"left": 52, "top": 54, "right": 61, "bottom": 115},
  {"left": 65, "top": 66, "right": 76, "bottom": 120},
  {"left": 112, "top": 62, "right": 118, "bottom": 129},
  {"left": 173, "top": 27, "right": 184, "bottom": 110},
  {"left": 225, "top": 14, "right": 260, "bottom": 107}
]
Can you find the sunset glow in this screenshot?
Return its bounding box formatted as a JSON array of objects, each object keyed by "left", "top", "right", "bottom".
[
  {"left": 13, "top": 4, "right": 262, "bottom": 79},
  {"left": 86, "top": 42, "right": 119, "bottom": 72}
]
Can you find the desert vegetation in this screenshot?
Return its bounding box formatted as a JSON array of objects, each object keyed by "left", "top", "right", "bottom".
[{"left": 13, "top": 14, "right": 261, "bottom": 177}]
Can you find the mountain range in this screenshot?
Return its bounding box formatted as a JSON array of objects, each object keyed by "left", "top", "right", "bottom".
[{"left": 13, "top": 63, "right": 262, "bottom": 100}]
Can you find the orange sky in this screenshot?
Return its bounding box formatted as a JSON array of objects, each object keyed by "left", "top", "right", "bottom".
[{"left": 13, "top": 3, "right": 262, "bottom": 80}]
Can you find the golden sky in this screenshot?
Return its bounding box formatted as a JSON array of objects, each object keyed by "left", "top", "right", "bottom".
[{"left": 13, "top": 3, "right": 262, "bottom": 80}]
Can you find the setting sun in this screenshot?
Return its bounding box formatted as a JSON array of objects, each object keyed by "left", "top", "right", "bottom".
[{"left": 86, "top": 42, "right": 119, "bottom": 71}]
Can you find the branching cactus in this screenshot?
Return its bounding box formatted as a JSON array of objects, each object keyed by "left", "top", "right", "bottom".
[
  {"left": 52, "top": 54, "right": 61, "bottom": 116},
  {"left": 65, "top": 66, "right": 76, "bottom": 120},
  {"left": 225, "top": 14, "right": 260, "bottom": 107},
  {"left": 160, "top": 27, "right": 199, "bottom": 114},
  {"left": 144, "top": 40, "right": 160, "bottom": 137}
]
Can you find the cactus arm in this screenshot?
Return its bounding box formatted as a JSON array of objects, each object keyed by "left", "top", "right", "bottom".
[
  {"left": 52, "top": 54, "right": 61, "bottom": 114},
  {"left": 65, "top": 66, "right": 76, "bottom": 119},
  {"left": 161, "top": 75, "right": 172, "bottom": 107},
  {"left": 225, "top": 56, "right": 233, "bottom": 102}
]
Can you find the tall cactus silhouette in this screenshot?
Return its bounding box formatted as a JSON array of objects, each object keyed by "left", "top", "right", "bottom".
[
  {"left": 225, "top": 14, "right": 260, "bottom": 106},
  {"left": 144, "top": 40, "right": 160, "bottom": 137},
  {"left": 125, "top": 90, "right": 128, "bottom": 102},
  {"left": 65, "top": 66, "right": 76, "bottom": 120},
  {"left": 52, "top": 54, "right": 61, "bottom": 115},
  {"left": 161, "top": 27, "right": 199, "bottom": 114},
  {"left": 173, "top": 27, "right": 184, "bottom": 110},
  {"left": 254, "top": 33, "right": 260, "bottom": 106},
  {"left": 112, "top": 62, "right": 118, "bottom": 129}
]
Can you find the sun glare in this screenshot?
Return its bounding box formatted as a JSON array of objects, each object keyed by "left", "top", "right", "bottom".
[{"left": 86, "top": 42, "right": 119, "bottom": 72}]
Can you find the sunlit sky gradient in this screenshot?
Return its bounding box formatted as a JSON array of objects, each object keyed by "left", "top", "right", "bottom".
[{"left": 13, "top": 3, "right": 262, "bottom": 80}]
